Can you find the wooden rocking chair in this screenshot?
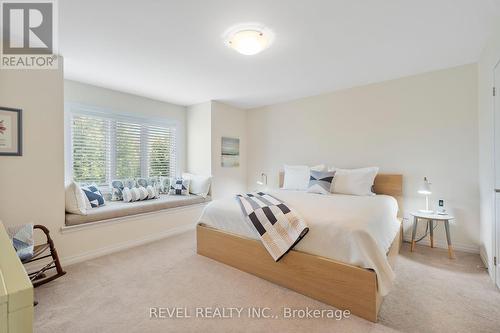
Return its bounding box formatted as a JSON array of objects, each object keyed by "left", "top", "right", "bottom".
[{"left": 22, "top": 225, "right": 66, "bottom": 287}]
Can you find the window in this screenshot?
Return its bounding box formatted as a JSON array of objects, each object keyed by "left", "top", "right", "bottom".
[{"left": 68, "top": 107, "right": 177, "bottom": 185}]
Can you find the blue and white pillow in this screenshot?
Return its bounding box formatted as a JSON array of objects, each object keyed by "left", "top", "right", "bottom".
[
  {"left": 123, "top": 187, "right": 141, "bottom": 202},
  {"left": 123, "top": 178, "right": 136, "bottom": 189},
  {"left": 123, "top": 186, "right": 153, "bottom": 202},
  {"left": 306, "top": 170, "right": 336, "bottom": 195},
  {"left": 111, "top": 179, "right": 135, "bottom": 201},
  {"left": 136, "top": 178, "right": 148, "bottom": 188},
  {"left": 136, "top": 177, "right": 158, "bottom": 188},
  {"left": 112, "top": 178, "right": 153, "bottom": 201},
  {"left": 158, "top": 176, "right": 171, "bottom": 194},
  {"left": 111, "top": 180, "right": 125, "bottom": 201},
  {"left": 138, "top": 186, "right": 148, "bottom": 200},
  {"left": 81, "top": 185, "right": 105, "bottom": 208},
  {"left": 146, "top": 185, "right": 159, "bottom": 199},
  {"left": 168, "top": 178, "right": 190, "bottom": 196},
  {"left": 122, "top": 187, "right": 134, "bottom": 202},
  {"left": 7, "top": 224, "right": 34, "bottom": 261}
]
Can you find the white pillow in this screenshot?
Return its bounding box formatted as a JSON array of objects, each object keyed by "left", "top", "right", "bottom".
[
  {"left": 182, "top": 173, "right": 212, "bottom": 198},
  {"left": 332, "top": 167, "right": 379, "bottom": 196},
  {"left": 282, "top": 165, "right": 310, "bottom": 190},
  {"left": 146, "top": 185, "right": 159, "bottom": 199},
  {"left": 122, "top": 187, "right": 147, "bottom": 202},
  {"left": 310, "top": 164, "right": 327, "bottom": 172},
  {"left": 138, "top": 186, "right": 149, "bottom": 200},
  {"left": 122, "top": 187, "right": 134, "bottom": 202},
  {"left": 65, "top": 181, "right": 88, "bottom": 215}
]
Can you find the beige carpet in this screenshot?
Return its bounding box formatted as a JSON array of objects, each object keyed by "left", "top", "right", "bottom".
[{"left": 34, "top": 231, "right": 500, "bottom": 333}]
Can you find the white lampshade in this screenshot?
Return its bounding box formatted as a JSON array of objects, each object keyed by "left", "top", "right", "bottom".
[{"left": 418, "top": 177, "right": 432, "bottom": 195}]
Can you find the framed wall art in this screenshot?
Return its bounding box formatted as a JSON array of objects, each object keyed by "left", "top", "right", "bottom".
[
  {"left": 0, "top": 107, "right": 23, "bottom": 156},
  {"left": 221, "top": 137, "right": 239, "bottom": 167}
]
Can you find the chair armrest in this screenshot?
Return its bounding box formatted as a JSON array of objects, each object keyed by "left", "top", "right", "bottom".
[{"left": 34, "top": 224, "right": 52, "bottom": 245}]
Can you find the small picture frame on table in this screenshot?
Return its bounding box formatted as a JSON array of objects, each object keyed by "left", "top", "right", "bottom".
[{"left": 0, "top": 107, "right": 23, "bottom": 156}]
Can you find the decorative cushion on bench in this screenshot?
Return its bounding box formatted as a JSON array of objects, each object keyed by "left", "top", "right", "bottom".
[
  {"left": 182, "top": 173, "right": 212, "bottom": 198},
  {"left": 136, "top": 177, "right": 158, "bottom": 188},
  {"left": 111, "top": 180, "right": 125, "bottom": 201},
  {"left": 111, "top": 178, "right": 137, "bottom": 201},
  {"left": 169, "top": 178, "right": 190, "bottom": 195},
  {"left": 158, "top": 176, "right": 171, "bottom": 194},
  {"left": 146, "top": 185, "right": 159, "bottom": 199},
  {"left": 65, "top": 181, "right": 88, "bottom": 215},
  {"left": 123, "top": 186, "right": 148, "bottom": 202},
  {"left": 112, "top": 178, "right": 161, "bottom": 201},
  {"left": 81, "top": 185, "right": 105, "bottom": 208}
]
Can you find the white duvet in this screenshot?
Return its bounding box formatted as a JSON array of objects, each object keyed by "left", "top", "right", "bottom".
[{"left": 198, "top": 190, "right": 400, "bottom": 296}]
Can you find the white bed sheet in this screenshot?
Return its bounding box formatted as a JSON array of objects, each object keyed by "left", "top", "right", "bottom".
[{"left": 198, "top": 190, "right": 400, "bottom": 296}]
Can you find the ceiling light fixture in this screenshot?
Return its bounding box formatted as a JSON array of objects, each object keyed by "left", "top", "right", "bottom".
[{"left": 223, "top": 23, "right": 274, "bottom": 55}]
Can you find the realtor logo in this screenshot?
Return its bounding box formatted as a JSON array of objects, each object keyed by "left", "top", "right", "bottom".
[{"left": 1, "top": 0, "right": 58, "bottom": 69}]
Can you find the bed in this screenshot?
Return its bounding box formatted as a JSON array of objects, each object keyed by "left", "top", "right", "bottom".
[{"left": 196, "top": 173, "right": 403, "bottom": 322}]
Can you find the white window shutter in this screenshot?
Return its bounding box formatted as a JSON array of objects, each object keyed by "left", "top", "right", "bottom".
[{"left": 70, "top": 111, "right": 177, "bottom": 184}]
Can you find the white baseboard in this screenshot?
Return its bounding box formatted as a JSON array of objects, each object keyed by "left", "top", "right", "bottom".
[
  {"left": 479, "top": 247, "right": 489, "bottom": 271},
  {"left": 403, "top": 233, "right": 479, "bottom": 254},
  {"left": 25, "top": 224, "right": 195, "bottom": 272}
]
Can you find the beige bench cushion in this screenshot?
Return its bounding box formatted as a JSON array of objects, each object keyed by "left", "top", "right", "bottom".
[{"left": 65, "top": 194, "right": 209, "bottom": 226}]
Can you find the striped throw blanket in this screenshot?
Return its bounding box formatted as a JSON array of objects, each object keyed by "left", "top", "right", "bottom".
[{"left": 236, "top": 192, "right": 309, "bottom": 261}]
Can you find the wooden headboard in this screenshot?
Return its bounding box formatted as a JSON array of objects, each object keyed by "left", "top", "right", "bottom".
[{"left": 278, "top": 172, "right": 403, "bottom": 214}]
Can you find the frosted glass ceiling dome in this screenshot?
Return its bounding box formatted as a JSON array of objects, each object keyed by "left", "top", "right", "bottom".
[{"left": 223, "top": 23, "right": 275, "bottom": 55}]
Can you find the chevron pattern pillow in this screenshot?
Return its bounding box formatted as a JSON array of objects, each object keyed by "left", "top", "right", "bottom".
[
  {"left": 306, "top": 170, "right": 336, "bottom": 195},
  {"left": 81, "top": 185, "right": 105, "bottom": 208}
]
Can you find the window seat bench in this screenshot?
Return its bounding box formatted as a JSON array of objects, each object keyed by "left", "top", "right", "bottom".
[{"left": 65, "top": 194, "right": 210, "bottom": 226}]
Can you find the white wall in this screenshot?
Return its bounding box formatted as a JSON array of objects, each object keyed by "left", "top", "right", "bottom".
[
  {"left": 185, "top": 101, "right": 247, "bottom": 199},
  {"left": 0, "top": 61, "right": 65, "bottom": 240},
  {"left": 210, "top": 101, "right": 247, "bottom": 199},
  {"left": 478, "top": 18, "right": 500, "bottom": 275},
  {"left": 65, "top": 80, "right": 187, "bottom": 176},
  {"left": 247, "top": 64, "right": 479, "bottom": 252},
  {"left": 186, "top": 102, "right": 212, "bottom": 176}
]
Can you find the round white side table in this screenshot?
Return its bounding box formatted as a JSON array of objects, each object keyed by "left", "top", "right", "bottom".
[{"left": 409, "top": 212, "right": 455, "bottom": 259}]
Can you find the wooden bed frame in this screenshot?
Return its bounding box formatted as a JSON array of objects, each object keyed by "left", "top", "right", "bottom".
[{"left": 196, "top": 173, "right": 403, "bottom": 322}]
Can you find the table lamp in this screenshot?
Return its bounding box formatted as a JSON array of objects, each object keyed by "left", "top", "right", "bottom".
[
  {"left": 418, "top": 177, "right": 433, "bottom": 214},
  {"left": 256, "top": 173, "right": 268, "bottom": 186}
]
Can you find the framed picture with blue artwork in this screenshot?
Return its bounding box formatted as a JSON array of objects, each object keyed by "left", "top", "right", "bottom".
[{"left": 0, "top": 107, "right": 22, "bottom": 156}]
